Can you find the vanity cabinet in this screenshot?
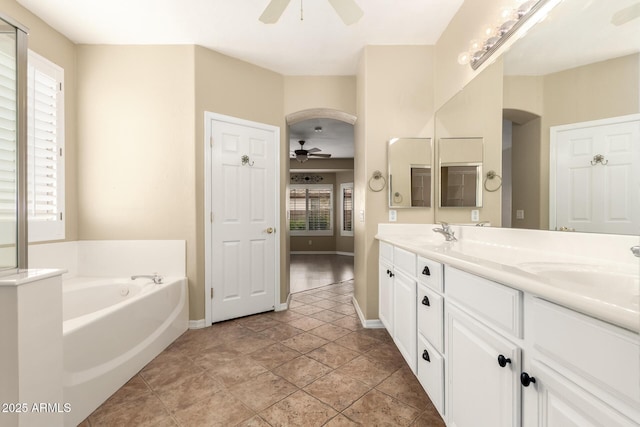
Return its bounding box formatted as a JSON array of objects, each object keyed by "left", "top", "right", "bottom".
[
  {"left": 377, "top": 239, "right": 639, "bottom": 427},
  {"left": 446, "top": 268, "right": 522, "bottom": 427}
]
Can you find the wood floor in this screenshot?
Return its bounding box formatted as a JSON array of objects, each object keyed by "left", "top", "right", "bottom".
[{"left": 290, "top": 254, "right": 354, "bottom": 293}]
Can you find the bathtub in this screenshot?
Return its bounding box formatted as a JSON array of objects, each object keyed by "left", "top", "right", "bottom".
[{"left": 62, "top": 276, "right": 188, "bottom": 426}]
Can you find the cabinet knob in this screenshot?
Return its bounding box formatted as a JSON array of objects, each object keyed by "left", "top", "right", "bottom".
[
  {"left": 421, "top": 296, "right": 430, "bottom": 306},
  {"left": 422, "top": 349, "right": 430, "bottom": 362},
  {"left": 389, "top": 271, "right": 394, "bottom": 277},
  {"left": 520, "top": 372, "right": 536, "bottom": 387},
  {"left": 422, "top": 266, "right": 431, "bottom": 276},
  {"left": 497, "top": 354, "right": 511, "bottom": 367}
]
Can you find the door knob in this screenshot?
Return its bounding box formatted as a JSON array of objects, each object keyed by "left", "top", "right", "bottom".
[{"left": 265, "top": 227, "right": 274, "bottom": 234}]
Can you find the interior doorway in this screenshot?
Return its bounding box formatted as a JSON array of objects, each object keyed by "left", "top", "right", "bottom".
[{"left": 285, "top": 109, "right": 356, "bottom": 294}]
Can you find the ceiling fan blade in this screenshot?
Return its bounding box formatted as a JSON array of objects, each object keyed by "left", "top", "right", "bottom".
[
  {"left": 307, "top": 147, "right": 321, "bottom": 153},
  {"left": 259, "top": 0, "right": 291, "bottom": 24},
  {"left": 309, "top": 153, "right": 332, "bottom": 158},
  {"left": 327, "top": 0, "right": 363, "bottom": 25}
]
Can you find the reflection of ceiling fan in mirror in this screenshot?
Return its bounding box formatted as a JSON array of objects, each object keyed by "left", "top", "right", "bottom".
[
  {"left": 293, "top": 140, "right": 331, "bottom": 163},
  {"left": 259, "top": 0, "right": 363, "bottom": 25}
]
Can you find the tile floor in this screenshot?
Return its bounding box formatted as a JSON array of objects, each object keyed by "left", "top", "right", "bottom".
[
  {"left": 290, "top": 254, "right": 354, "bottom": 293},
  {"left": 80, "top": 280, "right": 445, "bottom": 426}
]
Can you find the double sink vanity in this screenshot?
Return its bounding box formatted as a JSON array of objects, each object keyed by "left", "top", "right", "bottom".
[{"left": 376, "top": 223, "right": 639, "bottom": 426}]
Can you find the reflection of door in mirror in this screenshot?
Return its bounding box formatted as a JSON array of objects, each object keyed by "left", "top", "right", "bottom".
[
  {"left": 550, "top": 115, "right": 640, "bottom": 235},
  {"left": 388, "top": 138, "right": 432, "bottom": 208}
]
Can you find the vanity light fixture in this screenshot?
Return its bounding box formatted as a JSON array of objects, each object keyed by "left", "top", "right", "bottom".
[{"left": 458, "top": 0, "right": 561, "bottom": 70}]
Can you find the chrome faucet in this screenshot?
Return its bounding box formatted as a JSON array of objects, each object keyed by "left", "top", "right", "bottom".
[
  {"left": 433, "top": 222, "right": 457, "bottom": 241},
  {"left": 131, "top": 274, "right": 163, "bottom": 284}
]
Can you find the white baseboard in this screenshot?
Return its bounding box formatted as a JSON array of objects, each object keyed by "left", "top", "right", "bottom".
[
  {"left": 291, "top": 251, "right": 354, "bottom": 256},
  {"left": 352, "top": 296, "right": 384, "bottom": 329},
  {"left": 188, "top": 319, "right": 207, "bottom": 329},
  {"left": 276, "top": 293, "right": 291, "bottom": 311}
]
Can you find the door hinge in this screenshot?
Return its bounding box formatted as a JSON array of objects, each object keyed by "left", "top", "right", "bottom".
[
  {"left": 210, "top": 136, "right": 213, "bottom": 148},
  {"left": 59, "top": 148, "right": 63, "bottom": 156},
  {"left": 59, "top": 82, "right": 62, "bottom": 91},
  {"left": 210, "top": 212, "right": 214, "bottom": 223},
  {"left": 59, "top": 212, "right": 63, "bottom": 221},
  {"left": 210, "top": 288, "right": 214, "bottom": 299}
]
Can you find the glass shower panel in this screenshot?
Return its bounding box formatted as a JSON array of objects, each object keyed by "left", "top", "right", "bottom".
[{"left": 0, "top": 21, "right": 17, "bottom": 270}]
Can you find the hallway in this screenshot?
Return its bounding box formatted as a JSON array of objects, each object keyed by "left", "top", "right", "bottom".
[{"left": 290, "top": 254, "right": 354, "bottom": 293}]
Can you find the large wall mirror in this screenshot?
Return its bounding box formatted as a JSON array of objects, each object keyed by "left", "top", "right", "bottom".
[
  {"left": 435, "top": 0, "right": 640, "bottom": 235},
  {"left": 388, "top": 137, "right": 432, "bottom": 208}
]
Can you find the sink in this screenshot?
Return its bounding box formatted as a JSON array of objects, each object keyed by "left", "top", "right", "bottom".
[{"left": 516, "top": 262, "right": 640, "bottom": 307}]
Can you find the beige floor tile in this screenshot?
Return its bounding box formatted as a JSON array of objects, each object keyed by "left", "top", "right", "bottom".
[
  {"left": 290, "top": 304, "right": 326, "bottom": 316},
  {"left": 89, "top": 393, "right": 174, "bottom": 427},
  {"left": 173, "top": 390, "right": 254, "bottom": 426},
  {"left": 306, "top": 342, "right": 360, "bottom": 369},
  {"left": 272, "top": 355, "right": 333, "bottom": 387},
  {"left": 335, "top": 355, "right": 397, "bottom": 387},
  {"left": 376, "top": 365, "right": 432, "bottom": 410},
  {"left": 324, "top": 414, "right": 361, "bottom": 426},
  {"left": 304, "top": 371, "right": 370, "bottom": 411},
  {"left": 292, "top": 294, "right": 324, "bottom": 304},
  {"left": 260, "top": 390, "right": 337, "bottom": 427},
  {"left": 235, "top": 314, "right": 283, "bottom": 332},
  {"left": 203, "top": 355, "right": 269, "bottom": 387},
  {"left": 154, "top": 371, "right": 223, "bottom": 413},
  {"left": 308, "top": 323, "right": 352, "bottom": 341},
  {"left": 355, "top": 327, "right": 393, "bottom": 343},
  {"left": 265, "top": 309, "right": 304, "bottom": 322},
  {"left": 281, "top": 332, "right": 329, "bottom": 353},
  {"left": 330, "top": 303, "right": 357, "bottom": 315},
  {"left": 331, "top": 315, "right": 364, "bottom": 331},
  {"left": 237, "top": 415, "right": 273, "bottom": 427},
  {"left": 286, "top": 316, "right": 327, "bottom": 331},
  {"left": 258, "top": 323, "right": 304, "bottom": 341},
  {"left": 328, "top": 294, "right": 354, "bottom": 304},
  {"left": 411, "top": 408, "right": 446, "bottom": 427},
  {"left": 229, "top": 371, "right": 298, "bottom": 411},
  {"left": 342, "top": 389, "right": 421, "bottom": 427},
  {"left": 309, "top": 298, "right": 341, "bottom": 309},
  {"left": 249, "top": 343, "right": 301, "bottom": 370},
  {"left": 334, "top": 331, "right": 383, "bottom": 353},
  {"left": 364, "top": 342, "right": 407, "bottom": 370},
  {"left": 311, "top": 290, "right": 340, "bottom": 299},
  {"left": 309, "top": 309, "right": 346, "bottom": 323},
  {"left": 139, "top": 353, "right": 205, "bottom": 390}
]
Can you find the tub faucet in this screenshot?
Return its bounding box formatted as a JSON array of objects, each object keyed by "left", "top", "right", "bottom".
[
  {"left": 433, "top": 222, "right": 457, "bottom": 242},
  {"left": 131, "top": 274, "right": 163, "bottom": 284}
]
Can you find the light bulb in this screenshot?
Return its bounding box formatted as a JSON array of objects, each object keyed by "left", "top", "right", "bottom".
[
  {"left": 457, "top": 52, "right": 470, "bottom": 65},
  {"left": 469, "top": 39, "right": 481, "bottom": 51}
]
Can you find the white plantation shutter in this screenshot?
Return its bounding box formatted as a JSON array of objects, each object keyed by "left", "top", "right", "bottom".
[
  {"left": 289, "top": 184, "right": 333, "bottom": 235},
  {"left": 340, "top": 182, "right": 353, "bottom": 236},
  {"left": 27, "top": 51, "right": 64, "bottom": 242},
  {"left": 0, "top": 48, "right": 16, "bottom": 223}
]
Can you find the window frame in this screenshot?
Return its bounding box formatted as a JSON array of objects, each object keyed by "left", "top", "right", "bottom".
[
  {"left": 27, "top": 50, "right": 65, "bottom": 243},
  {"left": 289, "top": 184, "right": 334, "bottom": 236},
  {"left": 340, "top": 182, "right": 354, "bottom": 237}
]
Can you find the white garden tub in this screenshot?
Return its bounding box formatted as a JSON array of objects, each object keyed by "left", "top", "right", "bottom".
[{"left": 62, "top": 275, "right": 188, "bottom": 426}]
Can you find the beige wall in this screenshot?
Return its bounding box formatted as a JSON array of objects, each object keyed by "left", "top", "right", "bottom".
[
  {"left": 511, "top": 118, "right": 541, "bottom": 229},
  {"left": 76, "top": 44, "right": 198, "bottom": 312},
  {"left": 434, "top": 0, "right": 504, "bottom": 110},
  {"left": 194, "top": 46, "right": 285, "bottom": 318},
  {"left": 355, "top": 45, "right": 436, "bottom": 320},
  {"left": 1, "top": 0, "right": 79, "bottom": 243},
  {"left": 284, "top": 76, "right": 356, "bottom": 116}
]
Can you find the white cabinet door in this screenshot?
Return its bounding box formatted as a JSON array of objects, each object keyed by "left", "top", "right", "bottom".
[
  {"left": 446, "top": 304, "right": 520, "bottom": 427},
  {"left": 379, "top": 260, "right": 394, "bottom": 333},
  {"left": 393, "top": 270, "right": 417, "bottom": 373},
  {"left": 523, "top": 361, "right": 639, "bottom": 427}
]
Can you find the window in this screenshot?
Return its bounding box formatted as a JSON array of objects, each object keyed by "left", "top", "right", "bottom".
[
  {"left": 340, "top": 182, "right": 353, "bottom": 236},
  {"left": 289, "top": 184, "right": 333, "bottom": 235},
  {"left": 27, "top": 50, "right": 64, "bottom": 242}
]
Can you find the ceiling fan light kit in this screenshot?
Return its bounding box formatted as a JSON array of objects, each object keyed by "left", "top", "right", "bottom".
[
  {"left": 259, "top": 0, "right": 363, "bottom": 25},
  {"left": 293, "top": 140, "right": 332, "bottom": 163}
]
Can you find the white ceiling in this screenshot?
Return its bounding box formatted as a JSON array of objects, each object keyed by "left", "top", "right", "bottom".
[
  {"left": 17, "top": 0, "right": 464, "bottom": 76},
  {"left": 289, "top": 118, "right": 354, "bottom": 159}
]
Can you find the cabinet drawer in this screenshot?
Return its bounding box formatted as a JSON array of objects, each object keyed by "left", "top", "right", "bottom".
[
  {"left": 417, "top": 284, "right": 443, "bottom": 353},
  {"left": 417, "top": 256, "right": 443, "bottom": 292},
  {"left": 379, "top": 241, "right": 393, "bottom": 263},
  {"left": 393, "top": 246, "right": 416, "bottom": 276},
  {"left": 530, "top": 297, "right": 640, "bottom": 409},
  {"left": 446, "top": 267, "right": 522, "bottom": 338},
  {"left": 417, "top": 333, "right": 444, "bottom": 418}
]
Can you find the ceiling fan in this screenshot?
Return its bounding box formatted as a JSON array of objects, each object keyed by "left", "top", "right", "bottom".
[
  {"left": 260, "top": 0, "right": 363, "bottom": 25},
  {"left": 293, "top": 140, "right": 331, "bottom": 163}
]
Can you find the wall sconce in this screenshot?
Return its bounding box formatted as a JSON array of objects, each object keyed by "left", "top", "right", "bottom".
[{"left": 457, "top": 0, "right": 561, "bottom": 70}]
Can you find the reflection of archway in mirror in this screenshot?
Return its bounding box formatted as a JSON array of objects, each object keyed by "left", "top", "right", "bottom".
[
  {"left": 502, "top": 109, "right": 542, "bottom": 229},
  {"left": 285, "top": 108, "right": 356, "bottom": 293}
]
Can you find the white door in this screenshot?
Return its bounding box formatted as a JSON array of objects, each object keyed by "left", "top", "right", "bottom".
[
  {"left": 551, "top": 115, "right": 640, "bottom": 234},
  {"left": 207, "top": 113, "right": 279, "bottom": 323}
]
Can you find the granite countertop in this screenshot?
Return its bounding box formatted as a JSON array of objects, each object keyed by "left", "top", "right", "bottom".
[{"left": 376, "top": 225, "right": 639, "bottom": 333}]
